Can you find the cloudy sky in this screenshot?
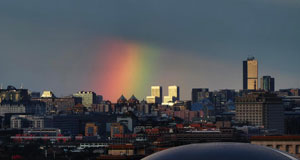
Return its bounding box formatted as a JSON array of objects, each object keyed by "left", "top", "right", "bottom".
[{"left": 0, "top": 0, "right": 299, "bottom": 101}]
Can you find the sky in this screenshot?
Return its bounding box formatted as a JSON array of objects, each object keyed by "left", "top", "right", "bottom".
[{"left": 0, "top": 0, "right": 300, "bottom": 102}]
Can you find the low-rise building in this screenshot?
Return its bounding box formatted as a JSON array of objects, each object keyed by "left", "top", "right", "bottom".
[
  {"left": 10, "top": 115, "right": 52, "bottom": 129},
  {"left": 251, "top": 136, "right": 300, "bottom": 158},
  {"left": 32, "top": 96, "right": 81, "bottom": 114},
  {"left": 111, "top": 123, "right": 124, "bottom": 138},
  {"left": 85, "top": 123, "right": 98, "bottom": 136},
  {"left": 0, "top": 102, "right": 46, "bottom": 116},
  {"left": 108, "top": 144, "right": 135, "bottom": 156}
]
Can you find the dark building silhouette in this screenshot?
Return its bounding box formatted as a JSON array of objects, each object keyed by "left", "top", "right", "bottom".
[{"left": 191, "top": 88, "right": 209, "bottom": 103}]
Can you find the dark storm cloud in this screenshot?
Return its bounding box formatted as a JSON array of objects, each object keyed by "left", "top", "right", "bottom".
[{"left": 0, "top": 0, "right": 299, "bottom": 99}]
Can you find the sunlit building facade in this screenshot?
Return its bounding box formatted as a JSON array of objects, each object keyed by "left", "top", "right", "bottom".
[
  {"left": 243, "top": 57, "right": 258, "bottom": 90},
  {"left": 146, "top": 86, "right": 162, "bottom": 104},
  {"left": 73, "top": 91, "right": 97, "bottom": 108},
  {"left": 163, "top": 86, "right": 180, "bottom": 104},
  {"left": 168, "top": 86, "right": 180, "bottom": 100}
]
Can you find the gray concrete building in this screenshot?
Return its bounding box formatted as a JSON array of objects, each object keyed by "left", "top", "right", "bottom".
[
  {"left": 0, "top": 102, "right": 46, "bottom": 116},
  {"left": 10, "top": 115, "right": 52, "bottom": 129}
]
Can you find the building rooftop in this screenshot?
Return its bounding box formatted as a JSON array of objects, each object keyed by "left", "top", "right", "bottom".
[
  {"left": 41, "top": 91, "right": 56, "bottom": 98},
  {"left": 251, "top": 136, "right": 300, "bottom": 141}
]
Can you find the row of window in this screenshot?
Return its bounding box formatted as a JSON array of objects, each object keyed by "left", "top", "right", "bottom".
[{"left": 266, "top": 144, "right": 300, "bottom": 154}]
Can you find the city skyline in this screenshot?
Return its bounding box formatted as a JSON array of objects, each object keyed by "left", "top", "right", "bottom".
[
  {"left": 1, "top": 54, "right": 298, "bottom": 102},
  {"left": 1, "top": 0, "right": 300, "bottom": 101},
  {"left": 1, "top": 1, "right": 300, "bottom": 159}
]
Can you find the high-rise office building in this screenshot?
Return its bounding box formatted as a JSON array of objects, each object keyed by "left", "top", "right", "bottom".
[
  {"left": 151, "top": 86, "right": 162, "bottom": 99},
  {"left": 260, "top": 76, "right": 275, "bottom": 92},
  {"left": 146, "top": 86, "right": 162, "bottom": 104},
  {"left": 235, "top": 92, "right": 284, "bottom": 133},
  {"left": 243, "top": 57, "right": 258, "bottom": 90},
  {"left": 163, "top": 85, "right": 180, "bottom": 103},
  {"left": 168, "top": 86, "right": 180, "bottom": 100},
  {"left": 191, "top": 88, "right": 209, "bottom": 103}
]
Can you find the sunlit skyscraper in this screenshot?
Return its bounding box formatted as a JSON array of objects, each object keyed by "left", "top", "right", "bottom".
[
  {"left": 163, "top": 85, "right": 180, "bottom": 103},
  {"left": 151, "top": 86, "right": 162, "bottom": 98},
  {"left": 146, "top": 86, "right": 163, "bottom": 104},
  {"left": 168, "top": 85, "right": 180, "bottom": 100},
  {"left": 243, "top": 57, "right": 258, "bottom": 90}
]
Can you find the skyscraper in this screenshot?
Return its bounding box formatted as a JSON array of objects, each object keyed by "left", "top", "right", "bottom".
[
  {"left": 146, "top": 86, "right": 162, "bottom": 104},
  {"left": 163, "top": 85, "right": 180, "bottom": 103},
  {"left": 168, "top": 85, "right": 180, "bottom": 100},
  {"left": 260, "top": 76, "right": 275, "bottom": 92},
  {"left": 151, "top": 86, "right": 162, "bottom": 102},
  {"left": 243, "top": 57, "right": 258, "bottom": 90}
]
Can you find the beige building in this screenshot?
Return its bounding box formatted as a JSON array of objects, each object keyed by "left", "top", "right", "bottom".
[
  {"left": 110, "top": 123, "right": 124, "bottom": 138},
  {"left": 146, "top": 96, "right": 156, "bottom": 104},
  {"left": 146, "top": 86, "right": 162, "bottom": 104},
  {"left": 235, "top": 92, "right": 284, "bottom": 133},
  {"left": 163, "top": 86, "right": 180, "bottom": 104},
  {"left": 251, "top": 136, "right": 300, "bottom": 158},
  {"left": 41, "top": 91, "right": 55, "bottom": 98},
  {"left": 85, "top": 123, "right": 98, "bottom": 136},
  {"left": 73, "top": 91, "right": 96, "bottom": 108},
  {"left": 151, "top": 86, "right": 162, "bottom": 98},
  {"left": 108, "top": 144, "right": 134, "bottom": 156},
  {"left": 168, "top": 86, "right": 180, "bottom": 99},
  {"left": 243, "top": 57, "right": 258, "bottom": 90}
]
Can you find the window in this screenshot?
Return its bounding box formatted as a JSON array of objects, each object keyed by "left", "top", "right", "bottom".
[
  {"left": 296, "top": 145, "right": 300, "bottom": 154},
  {"left": 276, "top": 145, "right": 282, "bottom": 150},
  {"left": 286, "top": 145, "right": 292, "bottom": 153}
]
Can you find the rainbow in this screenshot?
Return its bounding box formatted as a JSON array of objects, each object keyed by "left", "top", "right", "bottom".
[{"left": 89, "top": 39, "right": 161, "bottom": 102}]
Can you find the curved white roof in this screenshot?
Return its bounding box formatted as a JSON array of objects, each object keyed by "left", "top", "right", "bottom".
[{"left": 143, "top": 143, "right": 298, "bottom": 160}]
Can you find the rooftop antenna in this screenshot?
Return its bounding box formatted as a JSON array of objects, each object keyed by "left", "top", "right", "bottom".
[{"left": 20, "top": 83, "right": 23, "bottom": 89}]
